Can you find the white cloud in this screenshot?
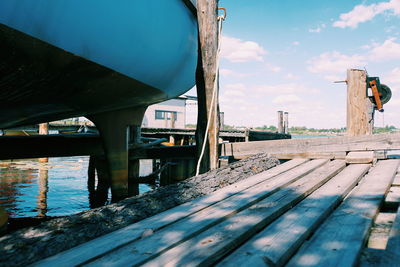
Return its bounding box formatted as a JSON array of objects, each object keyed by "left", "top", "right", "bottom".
[
  {"left": 369, "top": 38, "right": 400, "bottom": 61},
  {"left": 220, "top": 68, "right": 255, "bottom": 78},
  {"left": 383, "top": 67, "right": 400, "bottom": 91},
  {"left": 333, "top": 0, "right": 400, "bottom": 29},
  {"left": 221, "top": 36, "right": 267, "bottom": 63},
  {"left": 272, "top": 94, "right": 302, "bottom": 105},
  {"left": 308, "top": 24, "right": 326, "bottom": 33},
  {"left": 307, "top": 51, "right": 366, "bottom": 78},
  {"left": 256, "top": 83, "right": 320, "bottom": 95},
  {"left": 265, "top": 63, "right": 282, "bottom": 73},
  {"left": 286, "top": 73, "right": 300, "bottom": 80},
  {"left": 293, "top": 41, "right": 300, "bottom": 46}
]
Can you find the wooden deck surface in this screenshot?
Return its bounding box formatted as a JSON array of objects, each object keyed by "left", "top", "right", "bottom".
[{"left": 33, "top": 158, "right": 400, "bottom": 267}]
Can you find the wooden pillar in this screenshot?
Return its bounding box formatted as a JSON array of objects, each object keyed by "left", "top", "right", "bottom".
[
  {"left": 284, "top": 112, "right": 289, "bottom": 134},
  {"left": 128, "top": 125, "right": 141, "bottom": 196},
  {"left": 39, "top": 123, "right": 49, "bottom": 163},
  {"left": 277, "top": 111, "right": 284, "bottom": 133},
  {"left": 195, "top": 0, "right": 220, "bottom": 173},
  {"left": 347, "top": 69, "right": 373, "bottom": 136}
]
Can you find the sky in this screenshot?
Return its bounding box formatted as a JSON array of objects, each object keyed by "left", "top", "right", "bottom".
[{"left": 185, "top": 0, "right": 400, "bottom": 129}]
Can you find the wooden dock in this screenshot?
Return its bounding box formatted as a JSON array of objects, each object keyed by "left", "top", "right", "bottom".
[{"left": 32, "top": 155, "right": 400, "bottom": 266}]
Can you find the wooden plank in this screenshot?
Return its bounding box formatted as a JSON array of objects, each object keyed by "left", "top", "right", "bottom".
[
  {"left": 383, "top": 206, "right": 400, "bottom": 267},
  {"left": 141, "top": 161, "right": 347, "bottom": 266},
  {"left": 287, "top": 159, "right": 400, "bottom": 267},
  {"left": 385, "top": 186, "right": 400, "bottom": 210},
  {"left": 33, "top": 159, "right": 310, "bottom": 266},
  {"left": 83, "top": 160, "right": 330, "bottom": 267},
  {"left": 218, "top": 164, "right": 370, "bottom": 267},
  {"left": 392, "top": 175, "right": 400, "bottom": 186},
  {"left": 266, "top": 151, "right": 347, "bottom": 160},
  {"left": 346, "top": 151, "right": 375, "bottom": 164},
  {"left": 220, "top": 133, "right": 400, "bottom": 159}
]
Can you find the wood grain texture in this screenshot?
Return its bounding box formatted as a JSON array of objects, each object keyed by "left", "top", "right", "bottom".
[
  {"left": 382, "top": 206, "right": 400, "bottom": 267},
  {"left": 141, "top": 161, "right": 346, "bottom": 267},
  {"left": 218, "top": 164, "right": 370, "bottom": 267},
  {"left": 287, "top": 159, "right": 400, "bottom": 267},
  {"left": 346, "top": 151, "right": 375, "bottom": 164},
  {"left": 220, "top": 133, "right": 400, "bottom": 159},
  {"left": 346, "top": 69, "right": 373, "bottom": 136},
  {"left": 33, "top": 159, "right": 309, "bottom": 267},
  {"left": 83, "top": 160, "right": 329, "bottom": 266}
]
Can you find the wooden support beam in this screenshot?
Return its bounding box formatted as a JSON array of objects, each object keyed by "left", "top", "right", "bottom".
[
  {"left": 195, "top": 0, "right": 220, "bottom": 173},
  {"left": 277, "top": 111, "right": 284, "bottom": 134},
  {"left": 284, "top": 112, "right": 289, "bottom": 134},
  {"left": 221, "top": 133, "right": 400, "bottom": 159},
  {"left": 347, "top": 69, "right": 373, "bottom": 136}
]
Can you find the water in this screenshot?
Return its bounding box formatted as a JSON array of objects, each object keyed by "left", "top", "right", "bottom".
[{"left": 0, "top": 157, "right": 152, "bottom": 218}]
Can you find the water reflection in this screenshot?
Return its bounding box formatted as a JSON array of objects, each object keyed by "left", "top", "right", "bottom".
[
  {"left": 0, "top": 157, "right": 152, "bottom": 219},
  {"left": 37, "top": 167, "right": 48, "bottom": 217},
  {"left": 87, "top": 156, "right": 110, "bottom": 209}
]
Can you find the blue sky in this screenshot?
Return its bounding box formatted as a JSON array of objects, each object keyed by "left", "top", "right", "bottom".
[{"left": 186, "top": 0, "right": 400, "bottom": 128}]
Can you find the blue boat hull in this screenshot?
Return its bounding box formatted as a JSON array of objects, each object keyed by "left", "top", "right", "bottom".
[{"left": 0, "top": 0, "right": 198, "bottom": 128}]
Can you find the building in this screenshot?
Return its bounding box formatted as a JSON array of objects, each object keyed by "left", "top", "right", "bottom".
[{"left": 142, "top": 96, "right": 197, "bottom": 129}]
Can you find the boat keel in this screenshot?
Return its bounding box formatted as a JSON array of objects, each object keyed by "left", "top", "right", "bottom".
[{"left": 89, "top": 106, "right": 146, "bottom": 202}]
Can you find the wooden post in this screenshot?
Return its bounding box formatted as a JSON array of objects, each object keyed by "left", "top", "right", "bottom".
[
  {"left": 39, "top": 123, "right": 49, "bottom": 163},
  {"left": 128, "top": 125, "right": 141, "bottom": 196},
  {"left": 347, "top": 69, "right": 373, "bottom": 136},
  {"left": 284, "top": 112, "right": 289, "bottom": 134},
  {"left": 277, "top": 111, "right": 284, "bottom": 133},
  {"left": 195, "top": 0, "right": 219, "bottom": 173}
]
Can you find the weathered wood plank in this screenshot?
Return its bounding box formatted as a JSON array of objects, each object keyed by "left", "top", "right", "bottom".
[
  {"left": 346, "top": 151, "right": 375, "bottom": 164},
  {"left": 382, "top": 205, "right": 400, "bottom": 267},
  {"left": 33, "top": 159, "right": 309, "bottom": 267},
  {"left": 218, "top": 164, "right": 370, "bottom": 267},
  {"left": 385, "top": 186, "right": 400, "bottom": 210},
  {"left": 392, "top": 175, "right": 400, "bottom": 186},
  {"left": 84, "top": 160, "right": 329, "bottom": 266},
  {"left": 266, "top": 151, "right": 347, "bottom": 160},
  {"left": 220, "top": 133, "right": 400, "bottom": 159},
  {"left": 141, "top": 161, "right": 346, "bottom": 266},
  {"left": 287, "top": 159, "right": 400, "bottom": 267}
]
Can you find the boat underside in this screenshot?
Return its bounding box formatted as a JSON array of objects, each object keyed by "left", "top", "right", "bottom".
[{"left": 0, "top": 24, "right": 166, "bottom": 129}]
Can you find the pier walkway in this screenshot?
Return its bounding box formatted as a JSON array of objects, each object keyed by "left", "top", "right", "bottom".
[{"left": 33, "top": 156, "right": 400, "bottom": 266}]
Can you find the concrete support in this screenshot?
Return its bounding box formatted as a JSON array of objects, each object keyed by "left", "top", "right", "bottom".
[{"left": 347, "top": 69, "right": 373, "bottom": 136}]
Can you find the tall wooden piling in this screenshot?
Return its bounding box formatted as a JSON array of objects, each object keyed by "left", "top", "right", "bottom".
[
  {"left": 195, "top": 0, "right": 220, "bottom": 173},
  {"left": 284, "top": 112, "right": 289, "bottom": 134},
  {"left": 347, "top": 69, "right": 373, "bottom": 136},
  {"left": 39, "top": 123, "right": 49, "bottom": 163},
  {"left": 277, "top": 111, "right": 284, "bottom": 134}
]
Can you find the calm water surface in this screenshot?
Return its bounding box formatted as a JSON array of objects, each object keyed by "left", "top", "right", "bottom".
[{"left": 0, "top": 157, "right": 152, "bottom": 218}]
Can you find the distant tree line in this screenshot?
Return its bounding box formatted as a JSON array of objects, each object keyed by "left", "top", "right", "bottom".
[{"left": 186, "top": 123, "right": 398, "bottom": 134}]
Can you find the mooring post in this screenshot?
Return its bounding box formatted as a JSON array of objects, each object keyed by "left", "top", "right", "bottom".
[
  {"left": 39, "top": 123, "right": 49, "bottom": 163},
  {"left": 347, "top": 69, "right": 373, "bottom": 136},
  {"left": 277, "top": 111, "right": 284, "bottom": 133},
  {"left": 128, "top": 125, "right": 141, "bottom": 196},
  {"left": 195, "top": 0, "right": 220, "bottom": 173},
  {"left": 284, "top": 112, "right": 289, "bottom": 134}
]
